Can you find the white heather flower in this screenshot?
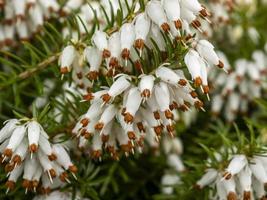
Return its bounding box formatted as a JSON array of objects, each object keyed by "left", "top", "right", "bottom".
[
  {"left": 223, "top": 154, "right": 247, "bottom": 179},
  {"left": 92, "top": 30, "right": 110, "bottom": 58},
  {"left": 146, "top": 0, "right": 170, "bottom": 32},
  {"left": 163, "top": 0, "right": 182, "bottom": 29},
  {"left": 195, "top": 168, "right": 218, "bottom": 189},
  {"left": 134, "top": 13, "right": 151, "bottom": 50},
  {"left": 149, "top": 24, "right": 166, "bottom": 51},
  {"left": 196, "top": 40, "right": 224, "bottom": 68},
  {"left": 138, "top": 75, "right": 155, "bottom": 99},
  {"left": 156, "top": 65, "right": 187, "bottom": 87},
  {"left": 101, "top": 75, "right": 131, "bottom": 103},
  {"left": 237, "top": 165, "right": 252, "bottom": 199},
  {"left": 211, "top": 95, "right": 224, "bottom": 115},
  {"left": 3, "top": 125, "right": 26, "bottom": 158},
  {"left": 124, "top": 87, "right": 142, "bottom": 124},
  {"left": 180, "top": 0, "right": 202, "bottom": 14},
  {"left": 59, "top": 45, "right": 77, "bottom": 74},
  {"left": 161, "top": 173, "right": 180, "bottom": 194},
  {"left": 120, "top": 23, "right": 135, "bottom": 60},
  {"left": 221, "top": 176, "right": 238, "bottom": 200},
  {"left": 84, "top": 46, "right": 103, "bottom": 80},
  {"left": 27, "top": 120, "right": 41, "bottom": 153},
  {"left": 249, "top": 157, "right": 267, "bottom": 184},
  {"left": 235, "top": 59, "right": 247, "bottom": 80},
  {"left": 52, "top": 144, "right": 77, "bottom": 173},
  {"left": 108, "top": 32, "right": 121, "bottom": 69},
  {"left": 95, "top": 104, "right": 117, "bottom": 131},
  {"left": 227, "top": 92, "right": 240, "bottom": 113},
  {"left": 62, "top": 0, "right": 83, "bottom": 14},
  {"left": 12, "top": 0, "right": 26, "bottom": 20},
  {"left": 0, "top": 119, "right": 18, "bottom": 143},
  {"left": 184, "top": 49, "right": 202, "bottom": 86},
  {"left": 167, "top": 154, "right": 185, "bottom": 172}
]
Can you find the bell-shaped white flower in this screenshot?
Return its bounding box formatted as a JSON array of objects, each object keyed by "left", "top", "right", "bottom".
[
  {"left": 124, "top": 87, "right": 142, "bottom": 124},
  {"left": 249, "top": 157, "right": 267, "bottom": 184},
  {"left": 59, "top": 45, "right": 76, "bottom": 74},
  {"left": 95, "top": 104, "right": 117, "bottom": 131},
  {"left": 163, "top": 0, "right": 182, "bottom": 29},
  {"left": 138, "top": 75, "right": 155, "bottom": 99},
  {"left": 27, "top": 121, "right": 41, "bottom": 153},
  {"left": 180, "top": 0, "right": 202, "bottom": 14},
  {"left": 108, "top": 32, "right": 121, "bottom": 68},
  {"left": 92, "top": 30, "right": 110, "bottom": 58},
  {"left": 84, "top": 46, "right": 103, "bottom": 80},
  {"left": 156, "top": 65, "right": 187, "bottom": 86},
  {"left": 223, "top": 154, "right": 247, "bottom": 179},
  {"left": 237, "top": 165, "right": 252, "bottom": 199},
  {"left": 146, "top": 0, "right": 170, "bottom": 32},
  {"left": 196, "top": 40, "right": 224, "bottom": 68},
  {"left": 195, "top": 168, "right": 218, "bottom": 189},
  {"left": 102, "top": 75, "right": 131, "bottom": 103},
  {"left": 0, "top": 119, "right": 18, "bottom": 143},
  {"left": 184, "top": 49, "right": 202, "bottom": 86},
  {"left": 134, "top": 13, "right": 151, "bottom": 50},
  {"left": 120, "top": 23, "right": 135, "bottom": 60}
]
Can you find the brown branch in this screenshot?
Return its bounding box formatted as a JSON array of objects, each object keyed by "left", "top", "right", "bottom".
[{"left": 0, "top": 53, "right": 60, "bottom": 90}]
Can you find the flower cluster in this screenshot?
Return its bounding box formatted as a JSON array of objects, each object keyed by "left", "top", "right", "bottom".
[
  {"left": 209, "top": 50, "right": 267, "bottom": 122},
  {"left": 196, "top": 152, "right": 267, "bottom": 200},
  {"left": 59, "top": 0, "right": 225, "bottom": 158},
  {"left": 0, "top": 119, "right": 77, "bottom": 194}
]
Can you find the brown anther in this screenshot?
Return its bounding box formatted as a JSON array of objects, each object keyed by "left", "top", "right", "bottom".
[
  {"left": 68, "top": 165, "right": 78, "bottom": 173},
  {"left": 166, "top": 124, "right": 175, "bottom": 134},
  {"left": 161, "top": 23, "right": 170, "bottom": 32},
  {"left": 12, "top": 155, "right": 22, "bottom": 165},
  {"left": 80, "top": 118, "right": 89, "bottom": 127},
  {"left": 127, "top": 131, "right": 136, "bottom": 140},
  {"left": 174, "top": 20, "right": 182, "bottom": 29},
  {"left": 102, "top": 49, "right": 111, "bottom": 58},
  {"left": 169, "top": 102, "right": 178, "bottom": 110},
  {"left": 134, "top": 60, "right": 143, "bottom": 72},
  {"left": 3, "top": 148, "right": 12, "bottom": 157},
  {"left": 87, "top": 71, "right": 99, "bottom": 81},
  {"left": 109, "top": 57, "right": 119, "bottom": 68},
  {"left": 194, "top": 101, "right": 204, "bottom": 109},
  {"left": 194, "top": 77, "right": 202, "bottom": 87},
  {"left": 16, "top": 15, "right": 25, "bottom": 21},
  {"left": 193, "top": 20, "right": 201, "bottom": 27},
  {"left": 78, "top": 83, "right": 85, "bottom": 89},
  {"left": 22, "top": 179, "right": 31, "bottom": 189},
  {"left": 84, "top": 132, "right": 91, "bottom": 139},
  {"left": 200, "top": 9, "right": 208, "bottom": 17},
  {"left": 243, "top": 191, "right": 251, "bottom": 200},
  {"left": 124, "top": 113, "right": 134, "bottom": 124},
  {"left": 49, "top": 169, "right": 57, "bottom": 178},
  {"left": 178, "top": 79, "right": 187, "bottom": 86},
  {"left": 223, "top": 172, "right": 232, "bottom": 180},
  {"left": 153, "top": 111, "right": 161, "bottom": 120},
  {"left": 121, "top": 48, "right": 130, "bottom": 60},
  {"left": 190, "top": 91, "right": 198, "bottom": 98},
  {"left": 59, "top": 172, "right": 69, "bottom": 182},
  {"left": 180, "top": 105, "right": 188, "bottom": 112},
  {"left": 165, "top": 110, "right": 174, "bottom": 120},
  {"left": 29, "top": 144, "right": 38, "bottom": 153},
  {"left": 101, "top": 93, "right": 111, "bottom": 103},
  {"left": 5, "top": 163, "right": 15, "bottom": 172},
  {"left": 101, "top": 134, "right": 109, "bottom": 143},
  {"left": 154, "top": 126, "right": 162, "bottom": 136},
  {"left": 5, "top": 181, "right": 15, "bottom": 190},
  {"left": 217, "top": 60, "right": 224, "bottom": 68},
  {"left": 92, "top": 150, "right": 102, "bottom": 159},
  {"left": 48, "top": 153, "right": 57, "bottom": 161},
  {"left": 141, "top": 89, "right": 151, "bottom": 98},
  {"left": 137, "top": 122, "right": 145, "bottom": 133},
  {"left": 121, "top": 142, "right": 133, "bottom": 153},
  {"left": 185, "top": 34, "right": 193, "bottom": 41},
  {"left": 83, "top": 93, "right": 94, "bottom": 101},
  {"left": 203, "top": 85, "right": 210, "bottom": 94},
  {"left": 41, "top": 187, "right": 51, "bottom": 194},
  {"left": 77, "top": 72, "right": 83, "bottom": 79},
  {"left": 193, "top": 184, "right": 202, "bottom": 190},
  {"left": 95, "top": 122, "right": 104, "bottom": 130},
  {"left": 32, "top": 180, "right": 39, "bottom": 189},
  {"left": 60, "top": 67, "right": 69, "bottom": 74},
  {"left": 134, "top": 39, "right": 145, "bottom": 50},
  {"left": 227, "top": 192, "right": 237, "bottom": 200},
  {"left": 107, "top": 146, "right": 116, "bottom": 154}
]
